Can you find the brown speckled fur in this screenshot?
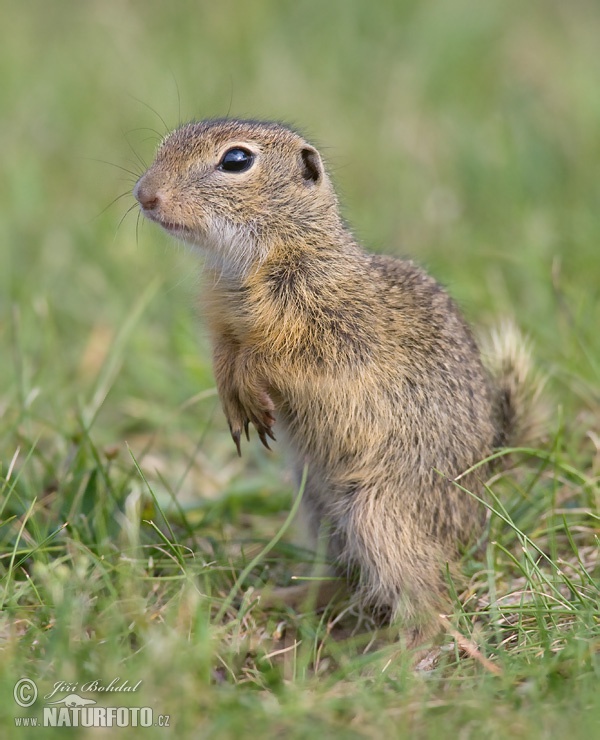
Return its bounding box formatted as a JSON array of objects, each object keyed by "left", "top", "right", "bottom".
[{"left": 134, "top": 119, "right": 542, "bottom": 644}]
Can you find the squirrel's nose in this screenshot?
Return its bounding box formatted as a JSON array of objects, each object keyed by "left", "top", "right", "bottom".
[{"left": 133, "top": 177, "right": 160, "bottom": 211}]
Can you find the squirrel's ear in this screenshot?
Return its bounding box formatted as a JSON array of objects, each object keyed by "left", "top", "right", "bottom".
[{"left": 300, "top": 146, "right": 322, "bottom": 184}]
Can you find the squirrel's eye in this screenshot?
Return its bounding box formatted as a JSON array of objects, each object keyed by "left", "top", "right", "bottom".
[{"left": 219, "top": 148, "right": 254, "bottom": 173}]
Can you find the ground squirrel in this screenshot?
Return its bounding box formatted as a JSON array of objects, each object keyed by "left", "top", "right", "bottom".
[{"left": 133, "top": 118, "right": 543, "bottom": 644}]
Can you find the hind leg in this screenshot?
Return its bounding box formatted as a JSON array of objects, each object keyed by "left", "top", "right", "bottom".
[{"left": 338, "top": 486, "right": 451, "bottom": 646}]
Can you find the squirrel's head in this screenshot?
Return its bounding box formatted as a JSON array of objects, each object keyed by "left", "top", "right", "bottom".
[{"left": 134, "top": 119, "right": 339, "bottom": 277}]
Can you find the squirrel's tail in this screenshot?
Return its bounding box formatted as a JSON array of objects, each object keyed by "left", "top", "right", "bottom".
[{"left": 481, "top": 320, "right": 549, "bottom": 449}]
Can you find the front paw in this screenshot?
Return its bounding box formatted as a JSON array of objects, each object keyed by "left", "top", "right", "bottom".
[
  {"left": 221, "top": 389, "right": 276, "bottom": 455},
  {"left": 242, "top": 388, "right": 277, "bottom": 451},
  {"left": 221, "top": 394, "right": 250, "bottom": 457}
]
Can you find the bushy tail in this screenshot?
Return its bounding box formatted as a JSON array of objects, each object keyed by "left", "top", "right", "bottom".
[{"left": 481, "top": 320, "right": 549, "bottom": 449}]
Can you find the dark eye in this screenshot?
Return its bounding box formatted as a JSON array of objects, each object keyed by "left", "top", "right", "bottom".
[{"left": 218, "top": 148, "right": 254, "bottom": 173}]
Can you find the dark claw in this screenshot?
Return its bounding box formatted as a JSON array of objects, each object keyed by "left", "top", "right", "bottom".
[
  {"left": 231, "top": 428, "right": 242, "bottom": 457},
  {"left": 258, "top": 429, "right": 272, "bottom": 451},
  {"left": 266, "top": 427, "right": 276, "bottom": 442},
  {"left": 244, "top": 420, "right": 250, "bottom": 441}
]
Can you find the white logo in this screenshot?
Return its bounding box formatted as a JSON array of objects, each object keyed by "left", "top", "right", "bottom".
[
  {"left": 13, "top": 678, "right": 37, "bottom": 708},
  {"left": 13, "top": 677, "right": 170, "bottom": 728},
  {"left": 46, "top": 693, "right": 96, "bottom": 708}
]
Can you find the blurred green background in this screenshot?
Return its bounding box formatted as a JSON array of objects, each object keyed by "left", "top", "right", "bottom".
[{"left": 1, "top": 1, "right": 599, "bottom": 735}]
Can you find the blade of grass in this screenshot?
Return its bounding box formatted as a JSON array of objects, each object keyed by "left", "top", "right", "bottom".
[{"left": 215, "top": 465, "right": 307, "bottom": 623}]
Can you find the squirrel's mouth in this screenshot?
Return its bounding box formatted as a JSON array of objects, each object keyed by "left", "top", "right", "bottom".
[
  {"left": 158, "top": 220, "right": 191, "bottom": 234},
  {"left": 143, "top": 211, "right": 192, "bottom": 235}
]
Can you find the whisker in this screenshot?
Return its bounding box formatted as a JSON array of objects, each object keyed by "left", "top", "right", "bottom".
[
  {"left": 122, "top": 130, "right": 150, "bottom": 172},
  {"left": 94, "top": 191, "right": 133, "bottom": 220},
  {"left": 125, "top": 126, "right": 164, "bottom": 140},
  {"left": 85, "top": 157, "right": 142, "bottom": 180},
  {"left": 226, "top": 74, "right": 234, "bottom": 120},
  {"left": 169, "top": 69, "right": 182, "bottom": 128},
  {"left": 124, "top": 158, "right": 145, "bottom": 177},
  {"left": 117, "top": 202, "right": 139, "bottom": 232},
  {"left": 135, "top": 210, "right": 141, "bottom": 247},
  {"left": 129, "top": 95, "right": 171, "bottom": 135}
]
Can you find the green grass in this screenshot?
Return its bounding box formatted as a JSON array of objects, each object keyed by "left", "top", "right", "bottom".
[{"left": 1, "top": 0, "right": 599, "bottom": 737}]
